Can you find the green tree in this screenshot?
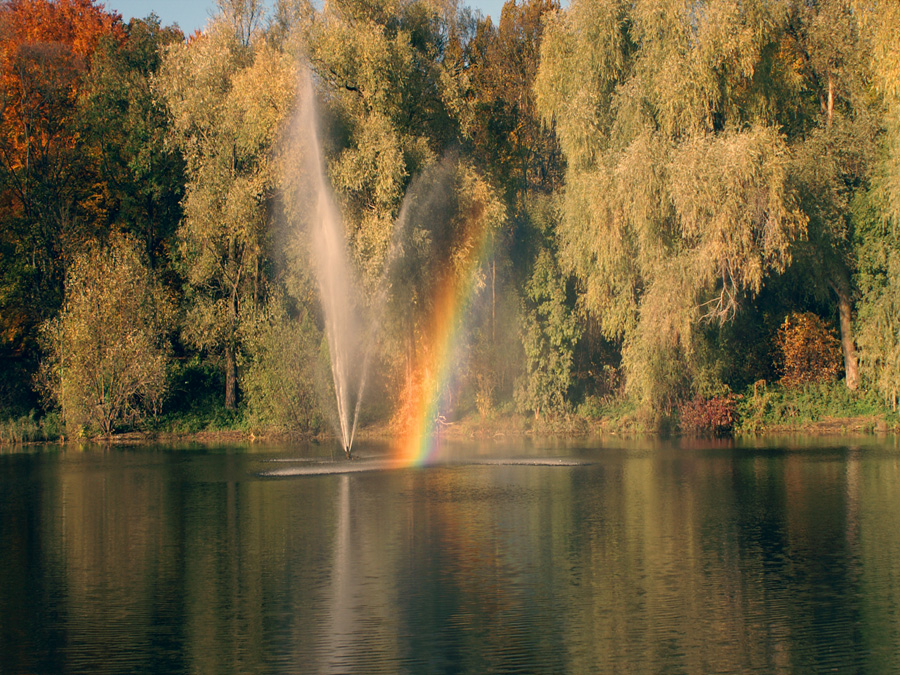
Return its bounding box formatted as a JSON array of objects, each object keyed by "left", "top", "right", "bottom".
[
  {"left": 851, "top": 1, "right": 900, "bottom": 406},
  {"left": 158, "top": 6, "right": 296, "bottom": 409},
  {"left": 516, "top": 243, "right": 580, "bottom": 418},
  {"left": 240, "top": 296, "right": 326, "bottom": 433},
  {"left": 854, "top": 186, "right": 900, "bottom": 408},
  {"left": 535, "top": 0, "right": 807, "bottom": 421},
  {"left": 853, "top": 0, "right": 900, "bottom": 221},
  {"left": 0, "top": 0, "right": 123, "bottom": 412},
  {"left": 779, "top": 0, "right": 881, "bottom": 391},
  {"left": 302, "top": 0, "right": 455, "bottom": 291},
  {"left": 38, "top": 234, "right": 173, "bottom": 435},
  {"left": 76, "top": 15, "right": 185, "bottom": 270}
]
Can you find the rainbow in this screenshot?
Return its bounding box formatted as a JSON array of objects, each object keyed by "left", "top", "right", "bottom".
[{"left": 394, "top": 194, "right": 498, "bottom": 467}]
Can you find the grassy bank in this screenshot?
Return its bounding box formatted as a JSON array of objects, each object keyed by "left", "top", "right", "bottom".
[
  {"left": 0, "top": 412, "right": 64, "bottom": 444},
  {"left": 441, "top": 382, "right": 900, "bottom": 440},
  {"left": 3, "top": 381, "right": 898, "bottom": 446},
  {"left": 734, "top": 381, "right": 899, "bottom": 436}
]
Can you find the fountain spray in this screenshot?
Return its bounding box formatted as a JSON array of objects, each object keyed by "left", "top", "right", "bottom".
[{"left": 293, "top": 68, "right": 365, "bottom": 459}]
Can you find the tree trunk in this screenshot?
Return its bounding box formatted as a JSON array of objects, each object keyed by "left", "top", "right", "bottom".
[
  {"left": 832, "top": 274, "right": 859, "bottom": 391},
  {"left": 225, "top": 276, "right": 240, "bottom": 410},
  {"left": 225, "top": 344, "right": 236, "bottom": 409},
  {"left": 491, "top": 256, "right": 496, "bottom": 343}
]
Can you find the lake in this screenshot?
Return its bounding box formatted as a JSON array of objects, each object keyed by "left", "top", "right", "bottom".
[{"left": 2, "top": 437, "right": 900, "bottom": 673}]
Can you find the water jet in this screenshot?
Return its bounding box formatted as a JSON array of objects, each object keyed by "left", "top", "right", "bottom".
[
  {"left": 290, "top": 68, "right": 369, "bottom": 458},
  {"left": 289, "top": 72, "right": 487, "bottom": 464}
]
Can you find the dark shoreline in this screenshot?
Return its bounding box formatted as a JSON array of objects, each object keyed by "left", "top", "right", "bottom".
[{"left": 3, "top": 412, "right": 897, "bottom": 448}]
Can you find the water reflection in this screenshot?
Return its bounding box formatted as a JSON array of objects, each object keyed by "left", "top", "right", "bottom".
[{"left": 1, "top": 441, "right": 900, "bottom": 673}]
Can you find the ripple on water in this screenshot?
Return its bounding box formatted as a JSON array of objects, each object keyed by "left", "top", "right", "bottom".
[{"left": 259, "top": 457, "right": 593, "bottom": 477}]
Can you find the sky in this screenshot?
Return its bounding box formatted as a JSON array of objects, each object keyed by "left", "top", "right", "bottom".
[{"left": 104, "top": 0, "right": 508, "bottom": 34}]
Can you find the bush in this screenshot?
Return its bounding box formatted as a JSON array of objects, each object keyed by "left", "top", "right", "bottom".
[
  {"left": 734, "top": 380, "right": 896, "bottom": 434},
  {"left": 38, "top": 235, "right": 173, "bottom": 436},
  {"left": 775, "top": 311, "right": 842, "bottom": 386},
  {"left": 679, "top": 393, "right": 741, "bottom": 437},
  {"left": 148, "top": 359, "right": 246, "bottom": 433},
  {"left": 0, "top": 412, "right": 63, "bottom": 444},
  {"left": 474, "top": 373, "right": 497, "bottom": 419},
  {"left": 241, "top": 302, "right": 326, "bottom": 434},
  {"left": 515, "top": 249, "right": 580, "bottom": 418}
]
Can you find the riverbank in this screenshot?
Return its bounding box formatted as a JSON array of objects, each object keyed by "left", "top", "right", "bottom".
[
  {"left": 3, "top": 382, "right": 898, "bottom": 446},
  {"left": 3, "top": 411, "right": 898, "bottom": 448}
]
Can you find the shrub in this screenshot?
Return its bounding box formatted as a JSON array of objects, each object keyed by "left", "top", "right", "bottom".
[
  {"left": 515, "top": 249, "right": 580, "bottom": 418},
  {"left": 775, "top": 311, "right": 842, "bottom": 386},
  {"left": 38, "top": 235, "right": 173, "bottom": 436},
  {"left": 679, "top": 393, "right": 742, "bottom": 437},
  {"left": 0, "top": 412, "right": 63, "bottom": 444},
  {"left": 733, "top": 379, "right": 900, "bottom": 435},
  {"left": 241, "top": 302, "right": 326, "bottom": 434}
]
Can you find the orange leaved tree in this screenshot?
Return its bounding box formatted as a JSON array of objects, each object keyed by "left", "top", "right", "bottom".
[{"left": 0, "top": 0, "right": 123, "bottom": 350}]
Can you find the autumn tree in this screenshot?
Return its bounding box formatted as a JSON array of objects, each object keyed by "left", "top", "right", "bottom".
[
  {"left": 38, "top": 234, "right": 173, "bottom": 435},
  {"left": 302, "top": 0, "right": 456, "bottom": 289},
  {"left": 535, "top": 0, "right": 808, "bottom": 422},
  {"left": 299, "top": 0, "right": 577, "bottom": 421},
  {"left": 775, "top": 311, "right": 843, "bottom": 386},
  {"left": 851, "top": 0, "right": 900, "bottom": 406},
  {"left": 299, "top": 0, "right": 463, "bottom": 402},
  {"left": 778, "top": 0, "right": 882, "bottom": 391},
  {"left": 454, "top": 0, "right": 561, "bottom": 202},
  {"left": 0, "top": 0, "right": 123, "bottom": 415},
  {"left": 76, "top": 15, "right": 185, "bottom": 270},
  {"left": 442, "top": 0, "right": 567, "bottom": 409},
  {"left": 158, "top": 4, "right": 296, "bottom": 409},
  {"left": 0, "top": 0, "right": 122, "bottom": 351}
]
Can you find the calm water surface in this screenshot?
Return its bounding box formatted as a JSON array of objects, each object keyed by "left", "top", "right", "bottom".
[{"left": 2, "top": 438, "right": 900, "bottom": 673}]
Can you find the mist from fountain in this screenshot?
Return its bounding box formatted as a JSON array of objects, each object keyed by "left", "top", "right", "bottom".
[
  {"left": 294, "top": 70, "right": 366, "bottom": 458},
  {"left": 291, "top": 69, "right": 456, "bottom": 459}
]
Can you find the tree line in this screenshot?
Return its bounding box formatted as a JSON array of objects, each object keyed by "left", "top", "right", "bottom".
[{"left": 1, "top": 0, "right": 898, "bottom": 438}]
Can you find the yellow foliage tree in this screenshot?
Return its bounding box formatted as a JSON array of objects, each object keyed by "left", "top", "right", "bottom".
[
  {"left": 158, "top": 8, "right": 296, "bottom": 409},
  {"left": 38, "top": 235, "right": 173, "bottom": 435},
  {"left": 775, "top": 312, "right": 842, "bottom": 387},
  {"left": 535, "top": 0, "right": 808, "bottom": 421}
]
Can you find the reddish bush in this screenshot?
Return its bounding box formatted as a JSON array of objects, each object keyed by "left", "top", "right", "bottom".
[
  {"left": 775, "top": 312, "right": 842, "bottom": 386},
  {"left": 679, "top": 393, "right": 742, "bottom": 437}
]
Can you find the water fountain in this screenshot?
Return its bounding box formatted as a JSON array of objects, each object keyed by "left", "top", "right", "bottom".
[
  {"left": 290, "top": 70, "right": 471, "bottom": 462},
  {"left": 290, "top": 66, "right": 456, "bottom": 460},
  {"left": 292, "top": 70, "right": 368, "bottom": 459}
]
